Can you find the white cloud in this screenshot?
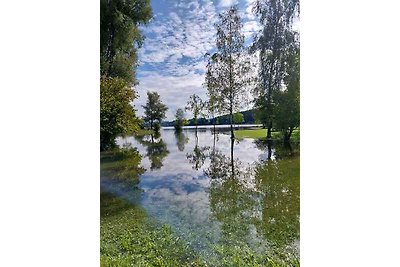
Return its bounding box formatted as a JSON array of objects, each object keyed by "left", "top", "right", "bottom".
[
  {"left": 219, "top": 0, "right": 238, "bottom": 8},
  {"left": 134, "top": 71, "right": 208, "bottom": 120},
  {"left": 242, "top": 20, "right": 261, "bottom": 38},
  {"left": 134, "top": 0, "right": 262, "bottom": 121}
]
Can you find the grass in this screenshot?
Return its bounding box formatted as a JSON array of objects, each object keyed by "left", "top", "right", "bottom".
[
  {"left": 101, "top": 192, "right": 207, "bottom": 267},
  {"left": 234, "top": 128, "right": 300, "bottom": 142},
  {"left": 100, "top": 190, "right": 296, "bottom": 267}
]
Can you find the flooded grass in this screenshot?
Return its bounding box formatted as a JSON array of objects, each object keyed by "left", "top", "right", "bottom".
[
  {"left": 101, "top": 128, "right": 300, "bottom": 266},
  {"left": 100, "top": 192, "right": 207, "bottom": 266}
]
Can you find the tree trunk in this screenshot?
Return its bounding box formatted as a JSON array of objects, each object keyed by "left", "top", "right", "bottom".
[
  {"left": 267, "top": 120, "right": 272, "bottom": 139},
  {"left": 230, "top": 111, "right": 234, "bottom": 139},
  {"left": 150, "top": 119, "right": 153, "bottom": 130},
  {"left": 230, "top": 137, "right": 234, "bottom": 178},
  {"left": 283, "top": 127, "right": 294, "bottom": 143}
]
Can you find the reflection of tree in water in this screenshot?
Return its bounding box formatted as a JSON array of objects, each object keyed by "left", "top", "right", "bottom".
[
  {"left": 254, "top": 139, "right": 300, "bottom": 160},
  {"left": 134, "top": 134, "right": 170, "bottom": 170},
  {"left": 100, "top": 146, "right": 145, "bottom": 195},
  {"left": 205, "top": 139, "right": 300, "bottom": 262},
  {"left": 186, "top": 129, "right": 209, "bottom": 170},
  {"left": 205, "top": 140, "right": 260, "bottom": 249},
  {"left": 253, "top": 154, "right": 300, "bottom": 256},
  {"left": 174, "top": 130, "right": 189, "bottom": 151}
]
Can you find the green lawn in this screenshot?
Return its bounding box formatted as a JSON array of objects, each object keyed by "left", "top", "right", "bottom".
[{"left": 234, "top": 128, "right": 300, "bottom": 142}]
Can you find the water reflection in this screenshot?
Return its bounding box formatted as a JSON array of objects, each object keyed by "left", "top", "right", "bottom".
[
  {"left": 108, "top": 128, "right": 300, "bottom": 263},
  {"left": 134, "top": 134, "right": 170, "bottom": 170},
  {"left": 186, "top": 129, "right": 210, "bottom": 170},
  {"left": 174, "top": 131, "right": 189, "bottom": 151}
]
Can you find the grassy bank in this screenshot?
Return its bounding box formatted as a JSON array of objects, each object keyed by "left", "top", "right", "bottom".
[
  {"left": 101, "top": 192, "right": 207, "bottom": 267},
  {"left": 234, "top": 128, "right": 300, "bottom": 142}
]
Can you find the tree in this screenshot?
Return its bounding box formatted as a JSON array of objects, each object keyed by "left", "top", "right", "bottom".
[
  {"left": 274, "top": 47, "right": 299, "bottom": 142},
  {"left": 100, "top": 0, "right": 152, "bottom": 151},
  {"left": 142, "top": 91, "right": 168, "bottom": 131},
  {"left": 185, "top": 94, "right": 205, "bottom": 129},
  {"left": 205, "top": 6, "right": 252, "bottom": 139},
  {"left": 252, "top": 0, "right": 299, "bottom": 139},
  {"left": 100, "top": 0, "right": 152, "bottom": 85},
  {"left": 100, "top": 77, "right": 141, "bottom": 151},
  {"left": 174, "top": 108, "right": 187, "bottom": 131},
  {"left": 233, "top": 112, "right": 244, "bottom": 125}
]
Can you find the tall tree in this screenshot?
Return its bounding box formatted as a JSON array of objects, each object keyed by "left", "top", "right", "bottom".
[
  {"left": 142, "top": 91, "right": 168, "bottom": 131},
  {"left": 100, "top": 0, "right": 152, "bottom": 150},
  {"left": 205, "top": 6, "right": 252, "bottom": 139},
  {"left": 185, "top": 94, "right": 205, "bottom": 129},
  {"left": 252, "top": 0, "right": 299, "bottom": 139},
  {"left": 100, "top": 77, "right": 141, "bottom": 151},
  {"left": 100, "top": 0, "right": 152, "bottom": 85},
  {"left": 274, "top": 47, "right": 300, "bottom": 142}
]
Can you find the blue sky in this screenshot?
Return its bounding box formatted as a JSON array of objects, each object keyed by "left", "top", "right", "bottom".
[{"left": 134, "top": 0, "right": 262, "bottom": 121}]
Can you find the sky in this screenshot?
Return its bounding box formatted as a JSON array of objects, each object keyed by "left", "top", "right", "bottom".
[{"left": 134, "top": 0, "right": 262, "bottom": 121}]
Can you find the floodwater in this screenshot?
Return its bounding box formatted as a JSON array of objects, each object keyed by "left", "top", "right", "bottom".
[{"left": 101, "top": 126, "right": 300, "bottom": 263}]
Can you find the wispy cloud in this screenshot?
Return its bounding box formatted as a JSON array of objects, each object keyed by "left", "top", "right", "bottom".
[
  {"left": 134, "top": 0, "right": 263, "bottom": 120},
  {"left": 219, "top": 0, "right": 239, "bottom": 8}
]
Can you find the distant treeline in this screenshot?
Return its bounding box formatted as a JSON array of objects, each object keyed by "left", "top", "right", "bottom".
[{"left": 162, "top": 109, "right": 257, "bottom": 127}]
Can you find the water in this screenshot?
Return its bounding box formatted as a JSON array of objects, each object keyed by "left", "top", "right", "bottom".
[{"left": 101, "top": 127, "right": 300, "bottom": 263}]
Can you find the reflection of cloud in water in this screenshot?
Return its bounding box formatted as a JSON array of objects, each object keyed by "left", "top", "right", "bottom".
[{"left": 115, "top": 128, "right": 299, "bottom": 259}]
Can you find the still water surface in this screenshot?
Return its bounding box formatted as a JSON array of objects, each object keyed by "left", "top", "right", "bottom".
[{"left": 101, "top": 127, "right": 299, "bottom": 262}]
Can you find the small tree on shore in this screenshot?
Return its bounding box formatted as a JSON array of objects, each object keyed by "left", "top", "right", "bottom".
[
  {"left": 142, "top": 91, "right": 168, "bottom": 131},
  {"left": 174, "top": 108, "right": 187, "bottom": 131},
  {"left": 185, "top": 94, "right": 205, "bottom": 129},
  {"left": 233, "top": 112, "right": 244, "bottom": 125}
]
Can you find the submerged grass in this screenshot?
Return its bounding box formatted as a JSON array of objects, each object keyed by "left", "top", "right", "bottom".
[
  {"left": 100, "top": 145, "right": 299, "bottom": 266},
  {"left": 100, "top": 192, "right": 207, "bottom": 267},
  {"left": 100, "top": 191, "right": 297, "bottom": 267}
]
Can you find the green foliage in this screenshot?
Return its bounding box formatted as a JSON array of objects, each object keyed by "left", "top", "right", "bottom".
[
  {"left": 142, "top": 91, "right": 168, "bottom": 130},
  {"left": 233, "top": 112, "right": 244, "bottom": 124},
  {"left": 100, "top": 77, "right": 141, "bottom": 151},
  {"left": 174, "top": 108, "right": 186, "bottom": 131},
  {"left": 185, "top": 94, "right": 205, "bottom": 126},
  {"left": 100, "top": 0, "right": 152, "bottom": 85},
  {"left": 252, "top": 0, "right": 299, "bottom": 136},
  {"left": 205, "top": 7, "right": 253, "bottom": 136},
  {"left": 154, "top": 121, "right": 161, "bottom": 133},
  {"left": 100, "top": 0, "right": 152, "bottom": 150},
  {"left": 100, "top": 192, "right": 207, "bottom": 267},
  {"left": 274, "top": 49, "right": 300, "bottom": 141}
]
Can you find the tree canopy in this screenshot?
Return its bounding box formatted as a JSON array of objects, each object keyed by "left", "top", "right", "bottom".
[
  {"left": 142, "top": 91, "right": 168, "bottom": 131},
  {"left": 185, "top": 94, "right": 205, "bottom": 127},
  {"left": 100, "top": 77, "right": 141, "bottom": 150},
  {"left": 205, "top": 6, "right": 252, "bottom": 138},
  {"left": 100, "top": 0, "right": 152, "bottom": 150},
  {"left": 252, "top": 0, "right": 299, "bottom": 139},
  {"left": 100, "top": 0, "right": 152, "bottom": 85}
]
